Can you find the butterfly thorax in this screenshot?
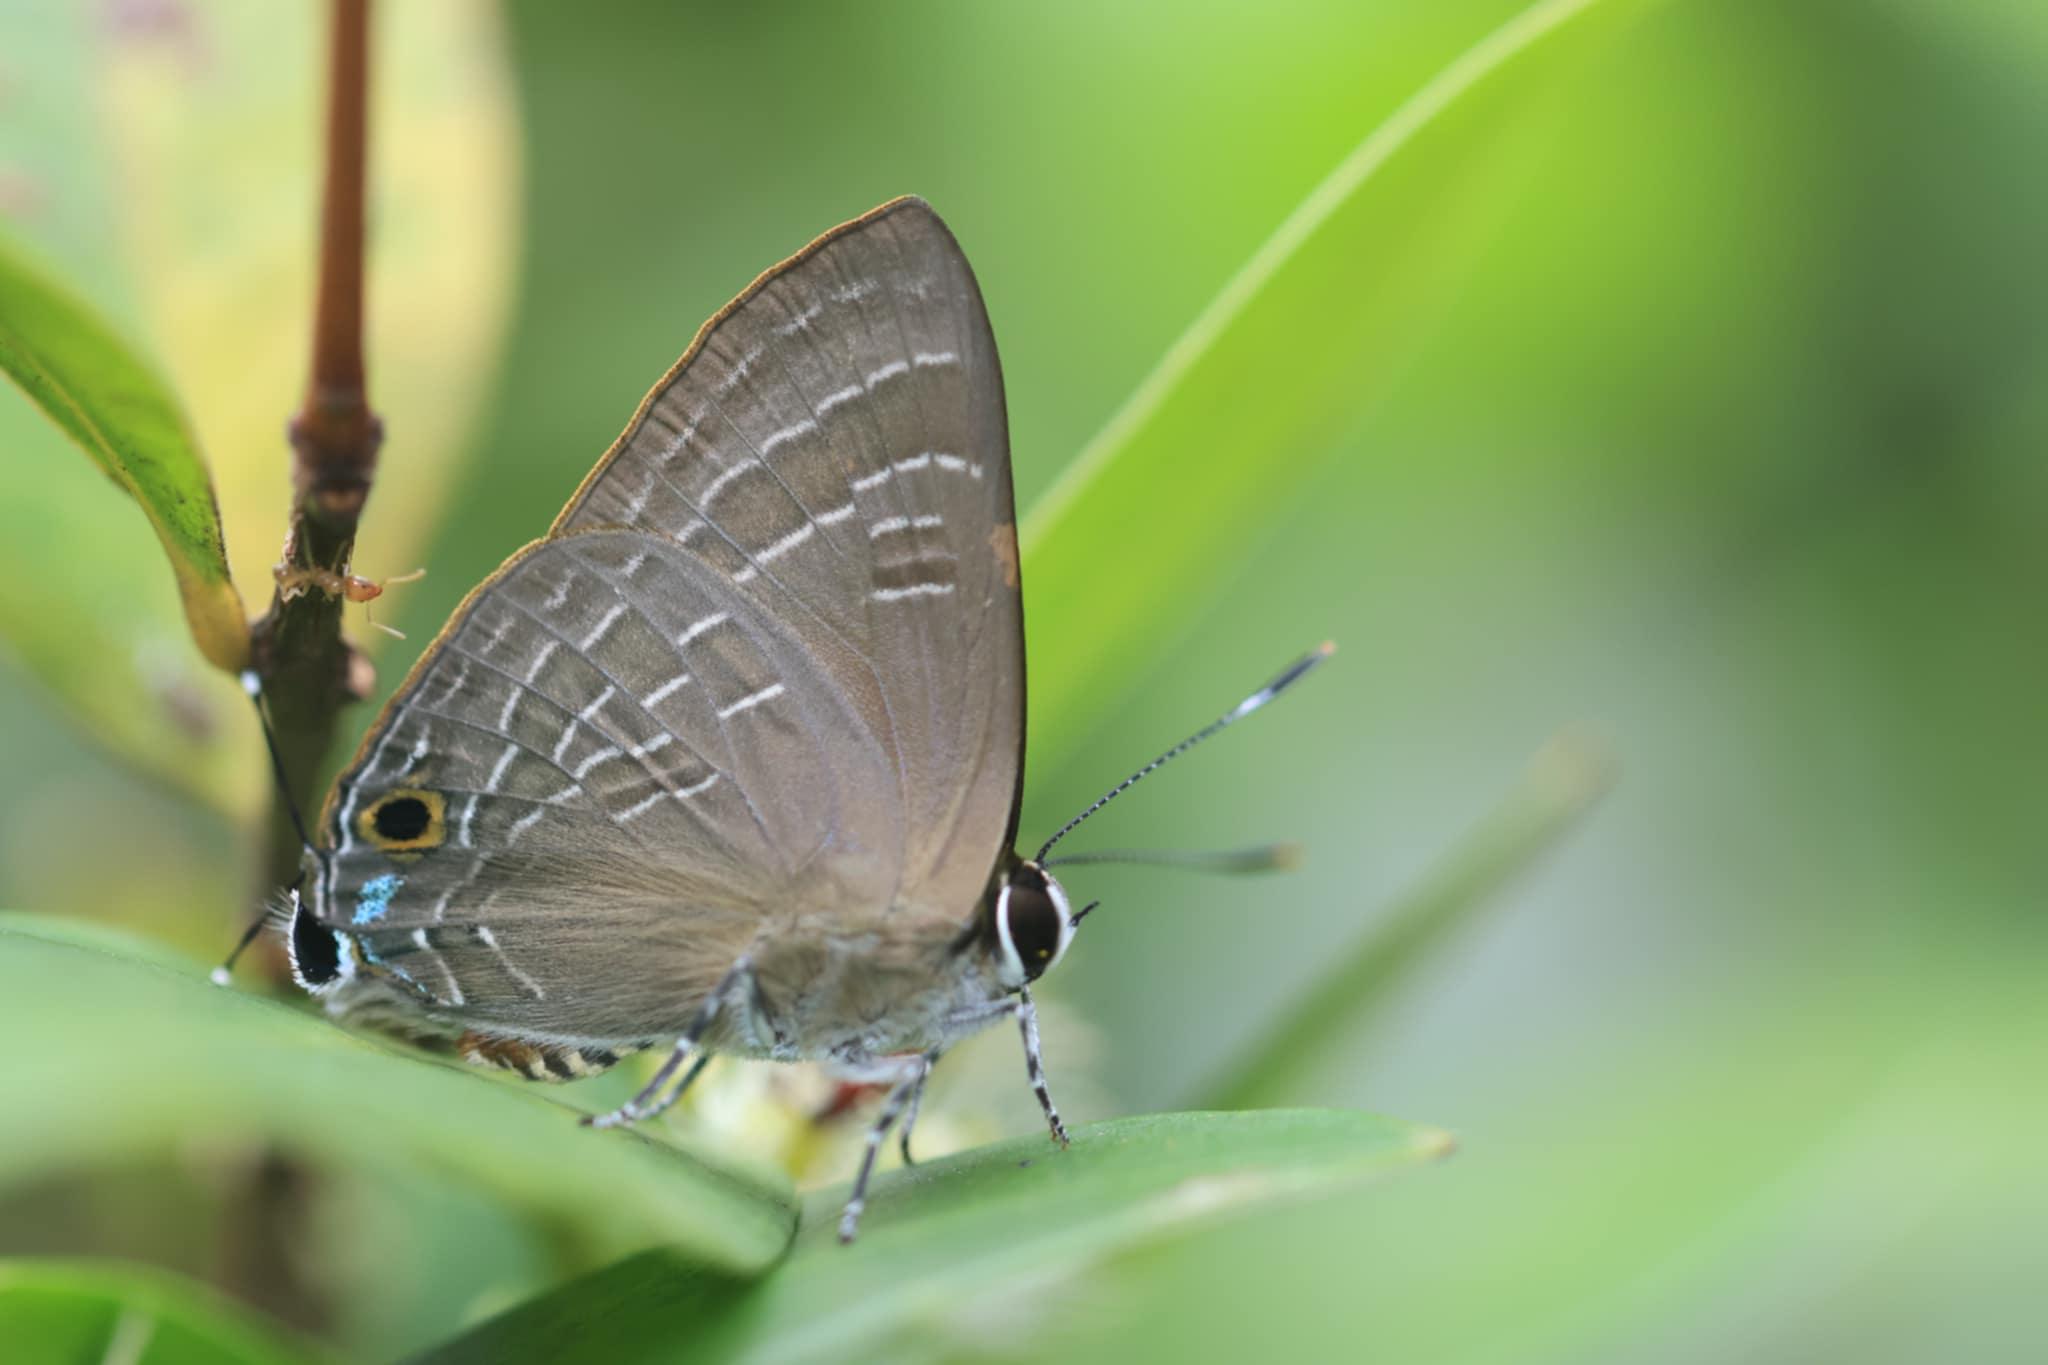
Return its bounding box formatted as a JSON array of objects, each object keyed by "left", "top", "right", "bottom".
[{"left": 707, "top": 903, "right": 1016, "bottom": 1066}]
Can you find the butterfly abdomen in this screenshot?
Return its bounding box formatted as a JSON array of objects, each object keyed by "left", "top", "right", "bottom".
[{"left": 456, "top": 1031, "right": 623, "bottom": 1082}]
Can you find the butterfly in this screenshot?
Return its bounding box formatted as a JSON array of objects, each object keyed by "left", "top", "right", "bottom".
[{"left": 260, "top": 198, "right": 1327, "bottom": 1242}]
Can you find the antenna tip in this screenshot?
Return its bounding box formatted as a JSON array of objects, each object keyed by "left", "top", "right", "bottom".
[
  {"left": 1316, "top": 640, "right": 1336, "bottom": 657},
  {"left": 1268, "top": 841, "right": 1306, "bottom": 871},
  {"left": 209, "top": 966, "right": 233, "bottom": 988}
]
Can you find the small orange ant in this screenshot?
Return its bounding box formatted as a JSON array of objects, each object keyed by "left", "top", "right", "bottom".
[{"left": 275, "top": 533, "right": 424, "bottom": 639}]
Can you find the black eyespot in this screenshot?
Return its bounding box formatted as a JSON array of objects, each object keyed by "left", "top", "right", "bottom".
[
  {"left": 290, "top": 900, "right": 341, "bottom": 987},
  {"left": 357, "top": 789, "right": 447, "bottom": 854},
  {"left": 1002, "top": 868, "right": 1066, "bottom": 982},
  {"left": 374, "top": 796, "right": 432, "bottom": 842}
]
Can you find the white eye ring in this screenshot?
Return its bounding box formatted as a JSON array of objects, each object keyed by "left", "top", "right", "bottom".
[{"left": 994, "top": 864, "right": 1076, "bottom": 990}]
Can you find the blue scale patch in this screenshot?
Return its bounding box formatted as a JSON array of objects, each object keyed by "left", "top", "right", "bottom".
[{"left": 353, "top": 873, "right": 405, "bottom": 925}]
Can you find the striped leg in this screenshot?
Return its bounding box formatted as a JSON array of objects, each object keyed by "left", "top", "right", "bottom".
[
  {"left": 1015, "top": 985, "right": 1069, "bottom": 1147},
  {"left": 838, "top": 1054, "right": 931, "bottom": 1244},
  {"left": 581, "top": 956, "right": 748, "bottom": 1129},
  {"left": 896, "top": 1049, "right": 941, "bottom": 1166}
]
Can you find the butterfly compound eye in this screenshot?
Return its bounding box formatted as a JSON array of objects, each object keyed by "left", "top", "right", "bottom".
[{"left": 995, "top": 861, "right": 1076, "bottom": 988}]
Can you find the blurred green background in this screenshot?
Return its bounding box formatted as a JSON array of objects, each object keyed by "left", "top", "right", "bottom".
[{"left": 3, "top": 0, "right": 2044, "bottom": 1360}]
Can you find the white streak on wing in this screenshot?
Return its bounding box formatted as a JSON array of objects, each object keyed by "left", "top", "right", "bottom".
[
  {"left": 505, "top": 804, "right": 549, "bottom": 845},
  {"left": 455, "top": 794, "right": 478, "bottom": 849},
  {"left": 618, "top": 770, "right": 720, "bottom": 823},
  {"left": 619, "top": 789, "right": 666, "bottom": 823},
  {"left": 866, "top": 359, "right": 909, "bottom": 385},
  {"left": 869, "top": 513, "right": 944, "bottom": 539},
  {"left": 713, "top": 343, "right": 764, "bottom": 399},
  {"left": 496, "top": 685, "right": 521, "bottom": 732},
  {"left": 475, "top": 924, "right": 545, "bottom": 1000},
  {"left": 817, "top": 384, "right": 863, "bottom": 416},
  {"left": 475, "top": 614, "right": 512, "bottom": 655},
  {"left": 760, "top": 418, "right": 818, "bottom": 457},
  {"left": 757, "top": 521, "right": 815, "bottom": 563},
  {"left": 728, "top": 519, "right": 814, "bottom": 588},
  {"left": 677, "top": 611, "right": 728, "bottom": 648},
  {"left": 580, "top": 603, "right": 627, "bottom": 651},
  {"left": 554, "top": 685, "right": 618, "bottom": 764},
  {"left": 630, "top": 734, "right": 675, "bottom": 760},
  {"left": 411, "top": 928, "right": 467, "bottom": 1005},
  {"left": 776, "top": 302, "right": 823, "bottom": 336},
  {"left": 849, "top": 449, "right": 974, "bottom": 500},
  {"left": 407, "top": 730, "right": 431, "bottom": 766},
  {"left": 523, "top": 639, "right": 560, "bottom": 685},
  {"left": 817, "top": 501, "right": 856, "bottom": 525},
  {"left": 699, "top": 459, "right": 756, "bottom": 509},
  {"left": 716, "top": 683, "right": 785, "bottom": 720},
  {"left": 620, "top": 551, "right": 648, "bottom": 579},
  {"left": 645, "top": 673, "right": 692, "bottom": 707},
  {"left": 872, "top": 582, "right": 956, "bottom": 601},
  {"left": 658, "top": 410, "right": 704, "bottom": 465},
  {"left": 832, "top": 280, "right": 876, "bottom": 304},
  {"left": 543, "top": 575, "right": 573, "bottom": 612},
  {"left": 623, "top": 470, "right": 658, "bottom": 520},
  {"left": 912, "top": 350, "right": 959, "bottom": 369},
  {"left": 573, "top": 746, "right": 623, "bottom": 779},
  {"left": 485, "top": 742, "right": 519, "bottom": 792}
]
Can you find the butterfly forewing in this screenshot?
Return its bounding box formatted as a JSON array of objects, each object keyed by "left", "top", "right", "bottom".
[
  {"left": 311, "top": 198, "right": 1023, "bottom": 1045},
  {"left": 555, "top": 198, "right": 1023, "bottom": 916}
]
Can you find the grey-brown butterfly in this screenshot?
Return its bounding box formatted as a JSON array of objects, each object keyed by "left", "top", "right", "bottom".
[{"left": 263, "top": 198, "right": 1328, "bottom": 1242}]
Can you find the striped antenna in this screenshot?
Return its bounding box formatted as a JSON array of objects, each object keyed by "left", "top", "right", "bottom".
[
  {"left": 1043, "top": 841, "right": 1303, "bottom": 874},
  {"left": 1035, "top": 642, "right": 1334, "bottom": 863}
]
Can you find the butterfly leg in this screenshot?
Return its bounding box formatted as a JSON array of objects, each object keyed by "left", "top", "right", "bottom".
[
  {"left": 896, "top": 1048, "right": 942, "bottom": 1167},
  {"left": 838, "top": 1053, "right": 931, "bottom": 1244},
  {"left": 581, "top": 956, "right": 749, "bottom": 1130},
  {"left": 1015, "top": 985, "right": 1069, "bottom": 1148}
]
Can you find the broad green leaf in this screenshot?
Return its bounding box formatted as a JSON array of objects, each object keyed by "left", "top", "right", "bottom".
[
  {"left": 1020, "top": 0, "right": 1650, "bottom": 771},
  {"left": 0, "top": 235, "right": 248, "bottom": 673},
  {"left": 418, "top": 1110, "right": 1451, "bottom": 1365},
  {"left": 0, "top": 916, "right": 795, "bottom": 1275},
  {"left": 0, "top": 1259, "right": 330, "bottom": 1365},
  {"left": 1203, "top": 731, "right": 1614, "bottom": 1109}
]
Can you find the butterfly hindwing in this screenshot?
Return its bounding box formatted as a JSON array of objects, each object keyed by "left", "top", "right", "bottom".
[{"left": 317, "top": 533, "right": 904, "bottom": 1043}]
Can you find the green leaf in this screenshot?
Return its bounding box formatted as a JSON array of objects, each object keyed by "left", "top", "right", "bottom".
[
  {"left": 417, "top": 1110, "right": 1451, "bottom": 1365},
  {"left": 0, "top": 1258, "right": 331, "bottom": 1365},
  {"left": 0, "top": 916, "right": 795, "bottom": 1274},
  {"left": 1019, "top": 0, "right": 1649, "bottom": 769},
  {"left": 1203, "top": 731, "right": 1614, "bottom": 1110},
  {"left": 0, "top": 236, "right": 248, "bottom": 673}
]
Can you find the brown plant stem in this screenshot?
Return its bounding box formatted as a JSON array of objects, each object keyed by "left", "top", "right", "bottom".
[{"left": 249, "top": 0, "right": 381, "bottom": 903}]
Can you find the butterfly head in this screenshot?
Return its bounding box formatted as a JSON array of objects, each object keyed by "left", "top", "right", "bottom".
[{"left": 991, "top": 859, "right": 1079, "bottom": 990}]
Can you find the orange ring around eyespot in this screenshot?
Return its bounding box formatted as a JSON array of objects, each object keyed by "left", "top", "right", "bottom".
[{"left": 356, "top": 788, "right": 448, "bottom": 855}]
